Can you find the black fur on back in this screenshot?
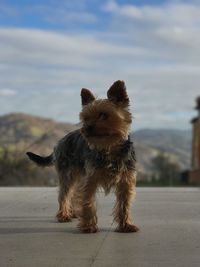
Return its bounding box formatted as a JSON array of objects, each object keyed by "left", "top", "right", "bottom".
[
  {"left": 26, "top": 130, "right": 136, "bottom": 173},
  {"left": 54, "top": 130, "right": 136, "bottom": 173}
]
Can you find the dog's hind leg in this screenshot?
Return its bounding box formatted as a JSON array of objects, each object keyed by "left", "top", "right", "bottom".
[
  {"left": 70, "top": 180, "right": 82, "bottom": 218},
  {"left": 56, "top": 171, "right": 76, "bottom": 222},
  {"left": 78, "top": 176, "right": 98, "bottom": 233}
]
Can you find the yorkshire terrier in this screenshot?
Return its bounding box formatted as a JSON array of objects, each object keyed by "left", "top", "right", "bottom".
[{"left": 27, "top": 80, "right": 139, "bottom": 233}]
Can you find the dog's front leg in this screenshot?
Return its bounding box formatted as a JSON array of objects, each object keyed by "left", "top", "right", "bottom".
[
  {"left": 113, "top": 170, "right": 139, "bottom": 233},
  {"left": 78, "top": 177, "right": 98, "bottom": 233}
]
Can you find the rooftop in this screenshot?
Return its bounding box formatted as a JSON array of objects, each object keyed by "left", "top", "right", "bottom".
[{"left": 0, "top": 187, "right": 200, "bottom": 267}]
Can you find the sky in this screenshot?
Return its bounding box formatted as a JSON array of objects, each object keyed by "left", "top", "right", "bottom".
[{"left": 0, "top": 0, "right": 200, "bottom": 130}]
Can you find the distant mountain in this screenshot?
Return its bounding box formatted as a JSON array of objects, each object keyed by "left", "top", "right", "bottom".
[
  {"left": 0, "top": 113, "right": 78, "bottom": 154},
  {"left": 0, "top": 113, "right": 192, "bottom": 184}
]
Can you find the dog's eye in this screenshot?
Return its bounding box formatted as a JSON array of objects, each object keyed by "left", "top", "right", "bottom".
[{"left": 99, "top": 112, "right": 108, "bottom": 120}]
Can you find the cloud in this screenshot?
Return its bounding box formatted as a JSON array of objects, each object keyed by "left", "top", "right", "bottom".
[
  {"left": 0, "top": 28, "right": 146, "bottom": 68},
  {"left": 103, "top": 1, "right": 200, "bottom": 63},
  {"left": 0, "top": 0, "right": 200, "bottom": 129},
  {"left": 0, "top": 89, "right": 17, "bottom": 96}
]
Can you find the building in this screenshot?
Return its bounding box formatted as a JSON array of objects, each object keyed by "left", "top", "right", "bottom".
[{"left": 189, "top": 97, "right": 200, "bottom": 184}]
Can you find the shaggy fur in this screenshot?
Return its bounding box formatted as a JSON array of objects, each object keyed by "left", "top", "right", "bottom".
[{"left": 27, "top": 80, "right": 139, "bottom": 233}]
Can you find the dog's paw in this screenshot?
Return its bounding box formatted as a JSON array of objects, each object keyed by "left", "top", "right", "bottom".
[
  {"left": 80, "top": 225, "right": 99, "bottom": 233},
  {"left": 115, "top": 223, "right": 139, "bottom": 233},
  {"left": 56, "top": 212, "right": 72, "bottom": 223}
]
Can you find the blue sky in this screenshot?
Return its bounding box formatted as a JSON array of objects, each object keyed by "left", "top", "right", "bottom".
[
  {"left": 0, "top": 0, "right": 167, "bottom": 31},
  {"left": 0, "top": 0, "right": 200, "bottom": 129}
]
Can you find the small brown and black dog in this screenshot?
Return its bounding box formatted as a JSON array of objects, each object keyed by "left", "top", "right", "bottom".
[{"left": 27, "top": 80, "right": 139, "bottom": 233}]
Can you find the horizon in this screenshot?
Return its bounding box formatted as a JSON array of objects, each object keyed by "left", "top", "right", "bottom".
[
  {"left": 0, "top": 0, "right": 199, "bottom": 130},
  {"left": 0, "top": 111, "right": 192, "bottom": 132}
]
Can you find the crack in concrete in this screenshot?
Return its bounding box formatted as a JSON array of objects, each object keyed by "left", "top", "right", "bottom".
[{"left": 90, "top": 222, "right": 114, "bottom": 267}]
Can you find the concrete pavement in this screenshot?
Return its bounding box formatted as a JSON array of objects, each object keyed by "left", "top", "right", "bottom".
[{"left": 0, "top": 187, "right": 200, "bottom": 267}]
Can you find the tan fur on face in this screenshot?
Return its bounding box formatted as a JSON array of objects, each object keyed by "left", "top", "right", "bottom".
[{"left": 80, "top": 99, "right": 132, "bottom": 150}]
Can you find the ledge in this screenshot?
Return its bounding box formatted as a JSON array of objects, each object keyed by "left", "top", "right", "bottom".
[{"left": 0, "top": 187, "right": 200, "bottom": 267}]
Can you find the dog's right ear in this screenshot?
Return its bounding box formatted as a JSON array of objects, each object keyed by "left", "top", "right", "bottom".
[{"left": 81, "top": 88, "right": 95, "bottom": 106}]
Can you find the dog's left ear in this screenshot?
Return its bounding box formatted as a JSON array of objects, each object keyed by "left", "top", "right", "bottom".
[
  {"left": 81, "top": 88, "right": 95, "bottom": 106},
  {"left": 107, "top": 80, "right": 129, "bottom": 106}
]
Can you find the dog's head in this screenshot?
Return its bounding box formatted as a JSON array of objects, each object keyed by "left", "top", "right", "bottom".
[{"left": 79, "top": 80, "right": 132, "bottom": 150}]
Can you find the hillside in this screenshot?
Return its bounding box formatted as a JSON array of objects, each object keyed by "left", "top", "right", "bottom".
[
  {"left": 132, "top": 129, "right": 191, "bottom": 175},
  {"left": 0, "top": 113, "right": 78, "bottom": 154},
  {"left": 0, "top": 113, "right": 192, "bottom": 185}
]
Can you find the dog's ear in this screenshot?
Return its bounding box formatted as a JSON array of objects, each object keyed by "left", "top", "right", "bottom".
[
  {"left": 81, "top": 88, "right": 95, "bottom": 106},
  {"left": 107, "top": 80, "right": 129, "bottom": 106}
]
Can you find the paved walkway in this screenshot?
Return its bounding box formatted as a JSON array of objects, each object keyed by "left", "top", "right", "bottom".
[{"left": 0, "top": 187, "right": 200, "bottom": 267}]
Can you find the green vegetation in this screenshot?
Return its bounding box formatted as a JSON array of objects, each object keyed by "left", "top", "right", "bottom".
[
  {"left": 137, "top": 153, "right": 182, "bottom": 186},
  {"left": 30, "top": 126, "right": 45, "bottom": 137},
  {"left": 0, "top": 113, "right": 191, "bottom": 186},
  {"left": 0, "top": 146, "right": 57, "bottom": 186}
]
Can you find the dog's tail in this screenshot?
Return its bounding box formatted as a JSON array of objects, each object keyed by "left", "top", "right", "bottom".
[{"left": 26, "top": 152, "right": 54, "bottom": 167}]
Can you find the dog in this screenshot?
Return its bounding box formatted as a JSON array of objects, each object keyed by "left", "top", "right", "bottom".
[{"left": 27, "top": 80, "right": 139, "bottom": 233}]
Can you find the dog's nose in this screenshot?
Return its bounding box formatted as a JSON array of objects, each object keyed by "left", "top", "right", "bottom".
[{"left": 86, "top": 125, "right": 95, "bottom": 134}]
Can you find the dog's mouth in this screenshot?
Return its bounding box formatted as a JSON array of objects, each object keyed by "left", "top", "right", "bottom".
[
  {"left": 85, "top": 133, "right": 120, "bottom": 139},
  {"left": 90, "top": 134, "right": 112, "bottom": 138},
  {"left": 81, "top": 127, "right": 121, "bottom": 140}
]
